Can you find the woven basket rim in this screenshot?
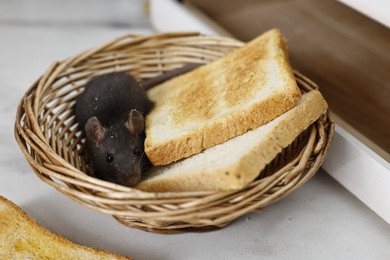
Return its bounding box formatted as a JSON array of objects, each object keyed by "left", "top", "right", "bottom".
[{"left": 14, "top": 32, "right": 334, "bottom": 233}]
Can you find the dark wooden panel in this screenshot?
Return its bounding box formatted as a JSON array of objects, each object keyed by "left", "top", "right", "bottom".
[{"left": 187, "top": 0, "right": 390, "bottom": 154}]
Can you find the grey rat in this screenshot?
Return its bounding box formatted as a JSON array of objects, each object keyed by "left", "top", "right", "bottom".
[{"left": 74, "top": 64, "right": 202, "bottom": 187}]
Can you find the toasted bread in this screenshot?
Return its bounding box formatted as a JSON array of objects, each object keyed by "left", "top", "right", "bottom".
[
  {"left": 137, "top": 90, "right": 327, "bottom": 192},
  {"left": 145, "top": 29, "right": 302, "bottom": 166},
  {"left": 0, "top": 196, "right": 131, "bottom": 259}
]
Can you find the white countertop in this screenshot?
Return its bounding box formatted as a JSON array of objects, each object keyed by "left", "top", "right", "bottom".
[{"left": 1, "top": 1, "right": 389, "bottom": 259}]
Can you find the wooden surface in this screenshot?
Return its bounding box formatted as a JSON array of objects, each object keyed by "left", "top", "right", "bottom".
[{"left": 187, "top": 0, "right": 390, "bottom": 155}]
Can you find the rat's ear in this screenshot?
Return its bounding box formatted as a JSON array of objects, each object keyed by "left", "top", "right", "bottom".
[
  {"left": 85, "top": 117, "right": 106, "bottom": 146},
  {"left": 125, "top": 109, "right": 145, "bottom": 135}
]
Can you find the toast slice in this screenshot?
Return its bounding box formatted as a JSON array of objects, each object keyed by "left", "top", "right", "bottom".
[
  {"left": 0, "top": 196, "right": 131, "bottom": 259},
  {"left": 137, "top": 90, "right": 327, "bottom": 192},
  {"left": 145, "top": 29, "right": 302, "bottom": 166}
]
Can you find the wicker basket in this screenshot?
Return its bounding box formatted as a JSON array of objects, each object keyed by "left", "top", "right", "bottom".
[{"left": 15, "top": 32, "right": 334, "bottom": 233}]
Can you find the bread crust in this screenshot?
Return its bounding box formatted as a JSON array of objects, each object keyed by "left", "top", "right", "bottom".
[
  {"left": 137, "top": 90, "right": 328, "bottom": 192},
  {"left": 0, "top": 196, "right": 131, "bottom": 259},
  {"left": 145, "top": 29, "right": 302, "bottom": 166}
]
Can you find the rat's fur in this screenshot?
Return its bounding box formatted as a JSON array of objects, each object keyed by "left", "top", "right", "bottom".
[{"left": 75, "top": 72, "right": 153, "bottom": 187}]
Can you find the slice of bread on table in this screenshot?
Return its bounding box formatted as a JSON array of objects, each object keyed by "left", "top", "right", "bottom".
[
  {"left": 137, "top": 90, "right": 328, "bottom": 192},
  {"left": 145, "top": 29, "right": 302, "bottom": 166},
  {"left": 0, "top": 196, "right": 131, "bottom": 259}
]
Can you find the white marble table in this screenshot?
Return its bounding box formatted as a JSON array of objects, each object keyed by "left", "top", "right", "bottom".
[{"left": 1, "top": 1, "right": 389, "bottom": 259}]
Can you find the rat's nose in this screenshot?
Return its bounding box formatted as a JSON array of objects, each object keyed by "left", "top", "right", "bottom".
[{"left": 127, "top": 174, "right": 141, "bottom": 187}]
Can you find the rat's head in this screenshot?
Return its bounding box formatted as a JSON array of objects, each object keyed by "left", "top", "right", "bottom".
[{"left": 84, "top": 109, "right": 150, "bottom": 187}]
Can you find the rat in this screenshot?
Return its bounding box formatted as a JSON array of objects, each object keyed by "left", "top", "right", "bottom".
[{"left": 74, "top": 63, "right": 202, "bottom": 187}]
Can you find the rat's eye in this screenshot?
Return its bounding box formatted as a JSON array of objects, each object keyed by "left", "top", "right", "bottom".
[
  {"left": 133, "top": 148, "right": 141, "bottom": 157},
  {"left": 106, "top": 153, "right": 114, "bottom": 163}
]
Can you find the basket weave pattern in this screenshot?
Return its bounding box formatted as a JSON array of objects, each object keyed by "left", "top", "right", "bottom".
[{"left": 15, "top": 32, "right": 334, "bottom": 233}]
